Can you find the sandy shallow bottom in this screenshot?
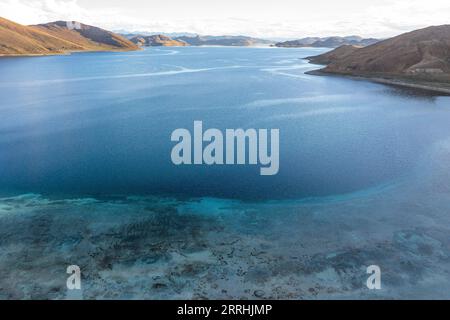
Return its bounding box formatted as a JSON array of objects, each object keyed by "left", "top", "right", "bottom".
[
  {"left": 1, "top": 140, "right": 450, "bottom": 299},
  {"left": 1, "top": 185, "right": 450, "bottom": 299}
]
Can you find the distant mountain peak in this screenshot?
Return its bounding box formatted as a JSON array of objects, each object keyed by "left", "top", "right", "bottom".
[
  {"left": 275, "top": 36, "right": 379, "bottom": 48},
  {"left": 174, "top": 35, "right": 273, "bottom": 46},
  {"left": 130, "top": 34, "right": 188, "bottom": 47}
]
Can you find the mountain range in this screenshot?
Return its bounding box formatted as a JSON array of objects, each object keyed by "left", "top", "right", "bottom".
[
  {"left": 1, "top": 15, "right": 386, "bottom": 54},
  {"left": 175, "top": 35, "right": 273, "bottom": 46},
  {"left": 126, "top": 34, "right": 274, "bottom": 47},
  {"left": 130, "top": 34, "right": 187, "bottom": 47},
  {"left": 0, "top": 16, "right": 275, "bottom": 54},
  {"left": 0, "top": 16, "right": 138, "bottom": 55},
  {"left": 275, "top": 36, "right": 379, "bottom": 48}
]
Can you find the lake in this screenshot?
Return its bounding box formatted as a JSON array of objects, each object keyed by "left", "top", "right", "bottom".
[{"left": 1, "top": 47, "right": 450, "bottom": 299}]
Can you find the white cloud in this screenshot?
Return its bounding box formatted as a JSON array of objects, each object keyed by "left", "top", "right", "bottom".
[
  {"left": 0, "top": 0, "right": 87, "bottom": 24},
  {"left": 0, "top": 0, "right": 449, "bottom": 38}
]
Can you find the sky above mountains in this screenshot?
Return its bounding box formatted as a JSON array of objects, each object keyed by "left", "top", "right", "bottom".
[{"left": 1, "top": 0, "right": 449, "bottom": 39}]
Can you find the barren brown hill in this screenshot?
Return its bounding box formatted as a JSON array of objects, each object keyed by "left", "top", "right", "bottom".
[
  {"left": 0, "top": 16, "right": 84, "bottom": 55},
  {"left": 34, "top": 21, "right": 139, "bottom": 51},
  {"left": 130, "top": 34, "right": 188, "bottom": 47},
  {"left": 320, "top": 25, "right": 450, "bottom": 81},
  {"left": 0, "top": 16, "right": 138, "bottom": 56},
  {"left": 306, "top": 45, "right": 361, "bottom": 65}
]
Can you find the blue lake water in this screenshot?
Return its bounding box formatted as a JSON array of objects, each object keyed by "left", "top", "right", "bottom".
[
  {"left": 2, "top": 47, "right": 450, "bottom": 299},
  {"left": 1, "top": 46, "right": 450, "bottom": 200}
]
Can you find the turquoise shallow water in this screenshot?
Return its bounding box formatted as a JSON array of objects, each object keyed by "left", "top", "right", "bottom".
[{"left": 1, "top": 47, "right": 450, "bottom": 299}]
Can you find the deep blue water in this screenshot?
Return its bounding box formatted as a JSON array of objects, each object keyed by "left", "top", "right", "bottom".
[{"left": 1, "top": 46, "right": 450, "bottom": 200}]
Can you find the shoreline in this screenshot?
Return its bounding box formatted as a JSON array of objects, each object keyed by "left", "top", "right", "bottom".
[
  {"left": 0, "top": 47, "right": 141, "bottom": 58},
  {"left": 305, "top": 68, "right": 450, "bottom": 95}
]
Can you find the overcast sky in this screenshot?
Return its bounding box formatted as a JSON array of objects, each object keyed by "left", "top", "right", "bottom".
[{"left": 1, "top": 0, "right": 449, "bottom": 39}]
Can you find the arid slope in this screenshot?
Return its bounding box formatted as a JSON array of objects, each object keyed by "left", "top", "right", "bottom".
[
  {"left": 0, "top": 17, "right": 138, "bottom": 56},
  {"left": 0, "top": 17, "right": 82, "bottom": 55},
  {"left": 321, "top": 25, "right": 450, "bottom": 81},
  {"left": 306, "top": 45, "right": 361, "bottom": 65},
  {"left": 306, "top": 25, "right": 450, "bottom": 93},
  {"left": 34, "top": 21, "right": 139, "bottom": 51}
]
